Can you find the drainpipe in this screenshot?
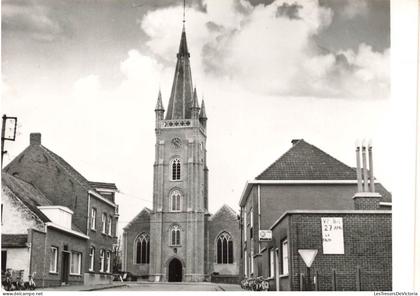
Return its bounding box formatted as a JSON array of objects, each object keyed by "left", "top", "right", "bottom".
[{"left": 257, "top": 185, "right": 261, "bottom": 253}]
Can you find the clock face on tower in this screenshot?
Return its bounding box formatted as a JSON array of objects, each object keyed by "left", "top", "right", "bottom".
[{"left": 171, "top": 137, "right": 182, "bottom": 149}]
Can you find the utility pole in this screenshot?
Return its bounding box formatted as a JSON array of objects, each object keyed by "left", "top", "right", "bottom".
[{"left": 1, "top": 115, "right": 18, "bottom": 169}]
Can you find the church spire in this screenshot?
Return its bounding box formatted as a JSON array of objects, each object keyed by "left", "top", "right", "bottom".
[
  {"left": 155, "top": 89, "right": 164, "bottom": 111},
  {"left": 199, "top": 99, "right": 207, "bottom": 120},
  {"left": 191, "top": 87, "right": 200, "bottom": 119},
  {"left": 165, "top": 16, "right": 194, "bottom": 119}
]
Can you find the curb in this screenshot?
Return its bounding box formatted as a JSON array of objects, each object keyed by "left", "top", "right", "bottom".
[{"left": 85, "top": 284, "right": 128, "bottom": 291}]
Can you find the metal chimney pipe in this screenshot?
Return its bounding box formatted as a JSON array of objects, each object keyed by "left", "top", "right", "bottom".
[
  {"left": 355, "top": 143, "right": 363, "bottom": 192},
  {"left": 368, "top": 142, "right": 375, "bottom": 192},
  {"left": 361, "top": 142, "right": 369, "bottom": 192}
]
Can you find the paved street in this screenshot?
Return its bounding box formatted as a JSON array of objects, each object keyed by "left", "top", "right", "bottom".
[
  {"left": 105, "top": 282, "right": 243, "bottom": 291},
  {"left": 40, "top": 281, "right": 243, "bottom": 291}
]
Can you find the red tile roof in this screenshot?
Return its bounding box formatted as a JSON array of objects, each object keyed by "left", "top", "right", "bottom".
[{"left": 256, "top": 139, "right": 358, "bottom": 180}]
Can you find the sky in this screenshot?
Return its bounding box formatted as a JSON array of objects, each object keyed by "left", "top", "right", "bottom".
[{"left": 2, "top": 0, "right": 391, "bottom": 235}]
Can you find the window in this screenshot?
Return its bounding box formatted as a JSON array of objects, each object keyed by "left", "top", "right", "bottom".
[
  {"left": 107, "top": 216, "right": 112, "bottom": 236},
  {"left": 70, "top": 251, "right": 82, "bottom": 275},
  {"left": 170, "top": 190, "right": 182, "bottom": 212},
  {"left": 170, "top": 225, "right": 181, "bottom": 246},
  {"left": 243, "top": 211, "right": 247, "bottom": 241},
  {"left": 281, "top": 240, "right": 288, "bottom": 275},
  {"left": 100, "top": 249, "right": 105, "bottom": 272},
  {"left": 269, "top": 248, "right": 275, "bottom": 278},
  {"left": 216, "top": 232, "right": 233, "bottom": 264},
  {"left": 106, "top": 251, "right": 111, "bottom": 273},
  {"left": 90, "top": 208, "right": 96, "bottom": 230},
  {"left": 89, "top": 247, "right": 95, "bottom": 272},
  {"left": 101, "top": 213, "right": 107, "bottom": 233},
  {"left": 171, "top": 159, "right": 181, "bottom": 180},
  {"left": 244, "top": 250, "right": 248, "bottom": 277},
  {"left": 249, "top": 209, "right": 253, "bottom": 239},
  {"left": 49, "top": 247, "right": 58, "bottom": 273},
  {"left": 135, "top": 233, "right": 150, "bottom": 264},
  {"left": 250, "top": 250, "right": 254, "bottom": 274}
]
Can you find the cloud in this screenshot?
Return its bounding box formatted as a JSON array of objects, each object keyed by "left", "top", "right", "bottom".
[
  {"left": 139, "top": 0, "right": 388, "bottom": 100},
  {"left": 341, "top": 0, "right": 368, "bottom": 19},
  {"left": 2, "top": 0, "right": 68, "bottom": 42}
]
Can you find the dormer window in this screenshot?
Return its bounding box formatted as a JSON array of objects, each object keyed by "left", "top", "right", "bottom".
[{"left": 171, "top": 159, "right": 181, "bottom": 180}]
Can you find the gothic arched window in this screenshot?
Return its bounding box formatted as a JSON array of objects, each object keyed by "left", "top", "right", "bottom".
[
  {"left": 170, "top": 190, "right": 182, "bottom": 212},
  {"left": 216, "top": 232, "right": 233, "bottom": 264},
  {"left": 135, "top": 233, "right": 150, "bottom": 264},
  {"left": 170, "top": 225, "right": 181, "bottom": 246},
  {"left": 171, "top": 159, "right": 181, "bottom": 180}
]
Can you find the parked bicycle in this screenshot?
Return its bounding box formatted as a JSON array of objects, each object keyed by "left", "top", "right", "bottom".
[
  {"left": 1, "top": 269, "right": 36, "bottom": 291},
  {"left": 240, "top": 276, "right": 269, "bottom": 291}
]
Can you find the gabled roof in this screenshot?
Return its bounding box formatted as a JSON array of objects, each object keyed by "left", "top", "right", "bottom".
[
  {"left": 2, "top": 172, "right": 51, "bottom": 223},
  {"left": 40, "top": 145, "right": 95, "bottom": 191},
  {"left": 209, "top": 204, "right": 238, "bottom": 221},
  {"left": 2, "top": 172, "right": 87, "bottom": 232},
  {"left": 123, "top": 207, "right": 151, "bottom": 231},
  {"left": 89, "top": 181, "right": 118, "bottom": 191},
  {"left": 1, "top": 234, "right": 28, "bottom": 248},
  {"left": 256, "top": 139, "right": 357, "bottom": 180}
]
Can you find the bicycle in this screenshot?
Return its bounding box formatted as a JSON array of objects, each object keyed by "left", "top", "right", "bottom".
[{"left": 25, "top": 272, "right": 36, "bottom": 290}]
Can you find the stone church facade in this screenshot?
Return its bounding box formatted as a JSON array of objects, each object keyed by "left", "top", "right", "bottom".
[{"left": 122, "top": 26, "right": 240, "bottom": 282}]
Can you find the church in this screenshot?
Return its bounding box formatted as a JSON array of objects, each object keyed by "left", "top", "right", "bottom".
[{"left": 122, "top": 24, "right": 241, "bottom": 282}]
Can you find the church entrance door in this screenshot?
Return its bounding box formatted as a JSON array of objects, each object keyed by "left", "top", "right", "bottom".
[{"left": 168, "top": 258, "right": 182, "bottom": 282}]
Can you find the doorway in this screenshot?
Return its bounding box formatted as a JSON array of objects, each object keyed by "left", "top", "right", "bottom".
[
  {"left": 61, "top": 252, "right": 70, "bottom": 284},
  {"left": 2, "top": 251, "right": 7, "bottom": 272},
  {"left": 168, "top": 258, "right": 182, "bottom": 282}
]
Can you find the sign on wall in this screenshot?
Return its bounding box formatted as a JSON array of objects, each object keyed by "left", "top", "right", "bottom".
[
  {"left": 321, "top": 217, "right": 344, "bottom": 254},
  {"left": 259, "top": 230, "right": 272, "bottom": 241}
]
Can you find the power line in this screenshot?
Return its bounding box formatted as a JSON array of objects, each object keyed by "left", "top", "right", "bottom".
[{"left": 118, "top": 191, "right": 153, "bottom": 203}]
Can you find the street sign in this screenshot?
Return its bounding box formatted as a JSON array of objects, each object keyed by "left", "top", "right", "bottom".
[
  {"left": 298, "top": 249, "right": 318, "bottom": 267},
  {"left": 259, "top": 230, "right": 272, "bottom": 241}
]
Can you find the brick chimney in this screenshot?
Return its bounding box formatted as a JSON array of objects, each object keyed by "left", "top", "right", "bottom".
[
  {"left": 30, "top": 133, "right": 41, "bottom": 146},
  {"left": 353, "top": 140, "right": 381, "bottom": 210}
]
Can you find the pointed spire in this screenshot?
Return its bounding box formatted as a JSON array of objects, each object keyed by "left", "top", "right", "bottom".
[
  {"left": 199, "top": 99, "right": 207, "bottom": 119},
  {"left": 155, "top": 90, "right": 164, "bottom": 111},
  {"left": 192, "top": 87, "right": 200, "bottom": 109},
  {"left": 177, "top": 28, "right": 190, "bottom": 58},
  {"left": 165, "top": 27, "right": 194, "bottom": 120}
]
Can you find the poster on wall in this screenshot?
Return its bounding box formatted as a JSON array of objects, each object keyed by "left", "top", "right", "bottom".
[{"left": 321, "top": 217, "right": 344, "bottom": 254}]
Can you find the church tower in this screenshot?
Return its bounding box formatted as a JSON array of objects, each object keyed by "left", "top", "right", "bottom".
[{"left": 149, "top": 24, "right": 209, "bottom": 282}]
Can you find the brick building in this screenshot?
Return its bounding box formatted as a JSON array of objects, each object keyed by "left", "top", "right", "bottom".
[
  {"left": 266, "top": 210, "right": 391, "bottom": 291},
  {"left": 122, "top": 25, "right": 241, "bottom": 282},
  {"left": 1, "top": 172, "right": 88, "bottom": 287},
  {"left": 3, "top": 133, "right": 119, "bottom": 286},
  {"left": 239, "top": 139, "right": 392, "bottom": 290}
]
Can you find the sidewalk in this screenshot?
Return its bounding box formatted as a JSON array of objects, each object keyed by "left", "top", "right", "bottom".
[{"left": 39, "top": 282, "right": 127, "bottom": 291}]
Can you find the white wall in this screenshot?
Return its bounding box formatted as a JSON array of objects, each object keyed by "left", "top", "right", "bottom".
[
  {"left": 38, "top": 207, "right": 72, "bottom": 229},
  {"left": 2, "top": 248, "right": 31, "bottom": 281},
  {"left": 1, "top": 187, "right": 44, "bottom": 234}
]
